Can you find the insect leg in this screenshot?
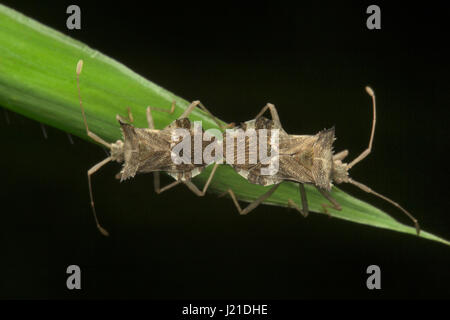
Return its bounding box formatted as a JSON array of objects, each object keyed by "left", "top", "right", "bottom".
[
  {"left": 179, "top": 100, "right": 232, "bottom": 131},
  {"left": 127, "top": 107, "right": 134, "bottom": 123},
  {"left": 116, "top": 107, "right": 135, "bottom": 124},
  {"left": 87, "top": 156, "right": 112, "bottom": 236},
  {"left": 316, "top": 187, "right": 342, "bottom": 216},
  {"left": 220, "top": 183, "right": 281, "bottom": 215},
  {"left": 287, "top": 183, "right": 309, "bottom": 217},
  {"left": 146, "top": 100, "right": 176, "bottom": 129},
  {"left": 146, "top": 106, "right": 155, "bottom": 129},
  {"left": 153, "top": 172, "right": 183, "bottom": 194},
  {"left": 182, "top": 163, "right": 220, "bottom": 196},
  {"left": 333, "top": 150, "right": 348, "bottom": 161},
  {"left": 254, "top": 103, "right": 283, "bottom": 129},
  {"left": 151, "top": 100, "right": 176, "bottom": 115}
]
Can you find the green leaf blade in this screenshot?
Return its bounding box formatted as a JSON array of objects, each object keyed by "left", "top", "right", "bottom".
[{"left": 1, "top": 4, "right": 448, "bottom": 246}]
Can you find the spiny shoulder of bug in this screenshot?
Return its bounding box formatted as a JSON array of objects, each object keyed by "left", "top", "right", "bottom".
[{"left": 106, "top": 116, "right": 147, "bottom": 166}]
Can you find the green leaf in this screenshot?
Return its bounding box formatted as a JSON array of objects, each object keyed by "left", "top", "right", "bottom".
[{"left": 0, "top": 4, "right": 448, "bottom": 246}]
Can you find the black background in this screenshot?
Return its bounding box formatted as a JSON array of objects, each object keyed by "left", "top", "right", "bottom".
[{"left": 0, "top": 1, "right": 449, "bottom": 300}]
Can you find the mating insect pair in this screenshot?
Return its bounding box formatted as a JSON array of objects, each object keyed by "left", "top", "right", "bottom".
[{"left": 76, "top": 60, "right": 419, "bottom": 236}]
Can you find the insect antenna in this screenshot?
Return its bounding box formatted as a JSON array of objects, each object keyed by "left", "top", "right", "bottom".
[
  {"left": 347, "top": 86, "right": 376, "bottom": 169},
  {"left": 348, "top": 178, "right": 420, "bottom": 235}
]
